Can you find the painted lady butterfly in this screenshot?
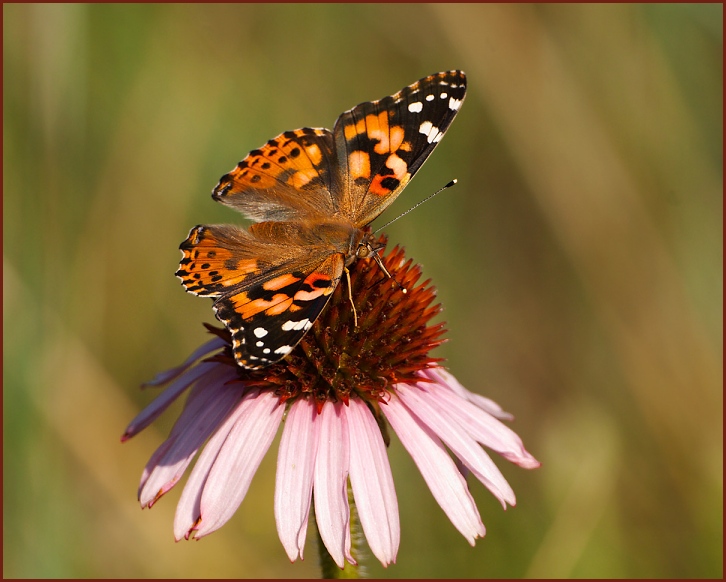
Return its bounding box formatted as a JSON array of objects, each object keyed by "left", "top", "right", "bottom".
[{"left": 176, "top": 70, "right": 467, "bottom": 368}]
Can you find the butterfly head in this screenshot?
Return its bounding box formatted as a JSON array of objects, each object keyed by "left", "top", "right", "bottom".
[
  {"left": 353, "top": 232, "right": 383, "bottom": 261},
  {"left": 350, "top": 232, "right": 405, "bottom": 295}
]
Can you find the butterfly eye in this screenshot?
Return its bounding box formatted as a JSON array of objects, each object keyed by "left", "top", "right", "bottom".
[{"left": 356, "top": 243, "right": 373, "bottom": 259}]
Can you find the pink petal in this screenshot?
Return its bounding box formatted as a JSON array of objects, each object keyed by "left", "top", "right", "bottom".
[
  {"left": 174, "top": 389, "right": 254, "bottom": 540},
  {"left": 138, "top": 437, "right": 175, "bottom": 504},
  {"left": 396, "top": 383, "right": 516, "bottom": 508},
  {"left": 422, "top": 379, "right": 540, "bottom": 469},
  {"left": 424, "top": 367, "right": 514, "bottom": 421},
  {"left": 382, "top": 397, "right": 485, "bottom": 544},
  {"left": 138, "top": 368, "right": 241, "bottom": 507},
  {"left": 143, "top": 336, "right": 227, "bottom": 388},
  {"left": 313, "top": 401, "right": 354, "bottom": 569},
  {"left": 122, "top": 362, "right": 218, "bottom": 440},
  {"left": 346, "top": 399, "right": 399, "bottom": 567},
  {"left": 275, "top": 398, "right": 319, "bottom": 562},
  {"left": 194, "top": 390, "right": 284, "bottom": 537}
]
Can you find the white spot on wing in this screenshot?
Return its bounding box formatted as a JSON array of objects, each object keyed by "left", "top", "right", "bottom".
[
  {"left": 282, "top": 319, "right": 312, "bottom": 331},
  {"left": 408, "top": 101, "right": 423, "bottom": 113},
  {"left": 274, "top": 345, "right": 292, "bottom": 355},
  {"left": 449, "top": 97, "right": 462, "bottom": 111},
  {"left": 440, "top": 92, "right": 448, "bottom": 99},
  {"left": 419, "top": 121, "right": 442, "bottom": 144},
  {"left": 254, "top": 327, "right": 268, "bottom": 338},
  {"left": 263, "top": 348, "right": 270, "bottom": 354},
  {"left": 256, "top": 341, "right": 264, "bottom": 347},
  {"left": 426, "top": 94, "right": 434, "bottom": 101}
]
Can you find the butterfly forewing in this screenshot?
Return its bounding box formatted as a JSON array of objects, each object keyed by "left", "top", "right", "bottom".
[
  {"left": 211, "top": 128, "right": 339, "bottom": 222},
  {"left": 333, "top": 70, "right": 467, "bottom": 226}
]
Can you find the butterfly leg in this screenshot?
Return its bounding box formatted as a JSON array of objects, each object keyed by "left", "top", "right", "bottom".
[
  {"left": 371, "top": 252, "right": 407, "bottom": 295},
  {"left": 344, "top": 267, "right": 358, "bottom": 327}
]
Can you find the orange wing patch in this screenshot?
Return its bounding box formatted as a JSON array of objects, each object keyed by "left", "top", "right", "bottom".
[
  {"left": 263, "top": 273, "right": 302, "bottom": 291},
  {"left": 294, "top": 272, "right": 337, "bottom": 301},
  {"left": 349, "top": 150, "right": 371, "bottom": 180},
  {"left": 339, "top": 109, "right": 412, "bottom": 203},
  {"left": 343, "top": 112, "right": 406, "bottom": 156},
  {"left": 369, "top": 153, "right": 410, "bottom": 197},
  {"left": 228, "top": 291, "right": 295, "bottom": 320}
]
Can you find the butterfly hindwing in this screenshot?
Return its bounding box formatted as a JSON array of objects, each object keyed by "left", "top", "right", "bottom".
[
  {"left": 176, "top": 225, "right": 265, "bottom": 298},
  {"left": 332, "top": 70, "right": 466, "bottom": 226},
  {"left": 213, "top": 254, "right": 345, "bottom": 368},
  {"left": 177, "top": 223, "right": 328, "bottom": 296},
  {"left": 211, "top": 128, "right": 339, "bottom": 222}
]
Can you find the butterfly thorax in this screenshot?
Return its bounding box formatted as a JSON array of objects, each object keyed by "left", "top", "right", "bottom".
[
  {"left": 306, "top": 219, "right": 366, "bottom": 255},
  {"left": 253, "top": 219, "right": 374, "bottom": 267},
  {"left": 317, "top": 222, "right": 380, "bottom": 268}
]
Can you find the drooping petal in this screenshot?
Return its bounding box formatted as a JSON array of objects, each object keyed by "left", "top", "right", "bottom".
[
  {"left": 347, "top": 399, "right": 399, "bottom": 567},
  {"left": 194, "top": 390, "right": 284, "bottom": 537},
  {"left": 142, "top": 336, "right": 227, "bottom": 388},
  {"left": 397, "top": 383, "right": 516, "bottom": 508},
  {"left": 275, "top": 398, "right": 320, "bottom": 562},
  {"left": 421, "top": 378, "right": 541, "bottom": 469},
  {"left": 314, "top": 401, "right": 354, "bottom": 569},
  {"left": 138, "top": 437, "right": 175, "bottom": 503},
  {"left": 424, "top": 367, "right": 514, "bottom": 421},
  {"left": 174, "top": 389, "right": 256, "bottom": 541},
  {"left": 382, "top": 396, "right": 486, "bottom": 544},
  {"left": 122, "top": 361, "right": 219, "bottom": 440},
  {"left": 138, "top": 368, "right": 241, "bottom": 507}
]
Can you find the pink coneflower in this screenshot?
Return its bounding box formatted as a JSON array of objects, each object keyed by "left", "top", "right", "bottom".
[{"left": 123, "top": 239, "right": 539, "bottom": 571}]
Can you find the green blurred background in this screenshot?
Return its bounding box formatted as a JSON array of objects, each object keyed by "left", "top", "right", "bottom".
[{"left": 3, "top": 3, "right": 722, "bottom": 578}]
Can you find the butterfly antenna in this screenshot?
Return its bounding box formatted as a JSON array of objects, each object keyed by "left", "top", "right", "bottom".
[{"left": 372, "top": 179, "right": 457, "bottom": 235}]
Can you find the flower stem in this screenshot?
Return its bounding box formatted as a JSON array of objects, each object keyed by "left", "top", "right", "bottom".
[{"left": 314, "top": 481, "right": 366, "bottom": 578}]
